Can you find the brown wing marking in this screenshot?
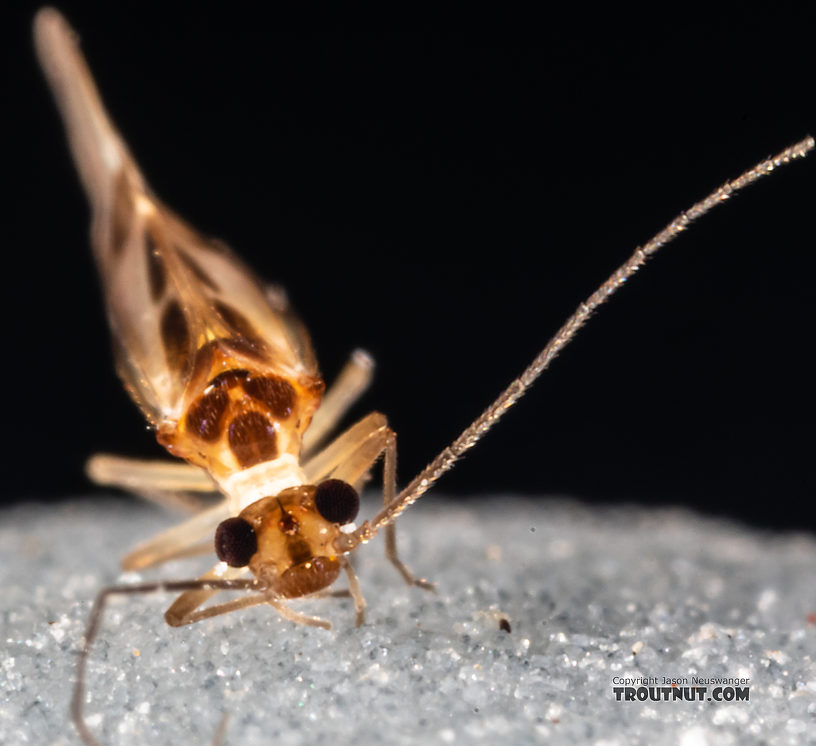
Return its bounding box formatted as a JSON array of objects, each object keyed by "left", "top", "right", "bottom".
[
  {"left": 101, "top": 198, "right": 322, "bottom": 426},
  {"left": 36, "top": 8, "right": 325, "bottom": 468},
  {"left": 146, "top": 233, "right": 168, "bottom": 302}
]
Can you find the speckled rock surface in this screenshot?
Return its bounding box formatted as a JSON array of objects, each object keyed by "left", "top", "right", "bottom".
[{"left": 2, "top": 496, "right": 815, "bottom": 745}]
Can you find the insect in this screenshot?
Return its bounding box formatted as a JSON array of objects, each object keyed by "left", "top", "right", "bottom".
[{"left": 34, "top": 8, "right": 812, "bottom": 745}]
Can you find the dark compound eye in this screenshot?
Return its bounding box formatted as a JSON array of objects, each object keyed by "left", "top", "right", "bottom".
[
  {"left": 214, "top": 517, "right": 257, "bottom": 567},
  {"left": 314, "top": 479, "right": 360, "bottom": 525}
]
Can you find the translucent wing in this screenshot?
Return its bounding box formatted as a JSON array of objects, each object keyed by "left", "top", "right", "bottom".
[{"left": 34, "top": 9, "right": 319, "bottom": 427}]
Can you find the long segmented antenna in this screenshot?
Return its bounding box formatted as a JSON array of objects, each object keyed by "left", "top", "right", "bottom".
[{"left": 336, "top": 135, "right": 814, "bottom": 552}]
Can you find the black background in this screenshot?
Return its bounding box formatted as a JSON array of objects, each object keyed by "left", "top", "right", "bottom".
[{"left": 7, "top": 6, "right": 816, "bottom": 530}]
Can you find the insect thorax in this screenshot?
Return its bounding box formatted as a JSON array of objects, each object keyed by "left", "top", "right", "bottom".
[{"left": 157, "top": 341, "right": 324, "bottom": 482}]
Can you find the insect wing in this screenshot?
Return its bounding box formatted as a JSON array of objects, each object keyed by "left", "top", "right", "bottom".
[
  {"left": 35, "top": 9, "right": 318, "bottom": 426},
  {"left": 102, "top": 197, "right": 319, "bottom": 425}
]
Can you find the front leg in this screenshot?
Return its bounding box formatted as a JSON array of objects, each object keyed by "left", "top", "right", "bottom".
[
  {"left": 162, "top": 565, "right": 332, "bottom": 629},
  {"left": 303, "top": 412, "right": 434, "bottom": 590}
]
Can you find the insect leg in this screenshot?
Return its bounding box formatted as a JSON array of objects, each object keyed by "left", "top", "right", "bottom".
[
  {"left": 264, "top": 599, "right": 333, "bottom": 630},
  {"left": 302, "top": 411, "right": 388, "bottom": 483},
  {"left": 302, "top": 349, "right": 375, "bottom": 456},
  {"left": 212, "top": 712, "right": 231, "bottom": 746},
  {"left": 121, "top": 501, "right": 232, "bottom": 570},
  {"left": 383, "top": 437, "right": 437, "bottom": 591},
  {"left": 163, "top": 566, "right": 335, "bottom": 629},
  {"left": 73, "top": 577, "right": 258, "bottom": 746},
  {"left": 165, "top": 590, "right": 276, "bottom": 626},
  {"left": 303, "top": 412, "right": 434, "bottom": 589},
  {"left": 163, "top": 564, "right": 249, "bottom": 626},
  {"left": 342, "top": 557, "right": 367, "bottom": 626},
  {"left": 86, "top": 453, "right": 217, "bottom": 494},
  {"left": 86, "top": 453, "right": 219, "bottom": 513}
]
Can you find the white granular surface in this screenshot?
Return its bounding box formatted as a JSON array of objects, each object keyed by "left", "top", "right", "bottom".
[{"left": 2, "top": 496, "right": 816, "bottom": 745}]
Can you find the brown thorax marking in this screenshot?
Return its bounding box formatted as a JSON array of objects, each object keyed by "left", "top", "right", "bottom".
[
  {"left": 241, "top": 486, "right": 344, "bottom": 598},
  {"left": 158, "top": 343, "right": 324, "bottom": 477}
]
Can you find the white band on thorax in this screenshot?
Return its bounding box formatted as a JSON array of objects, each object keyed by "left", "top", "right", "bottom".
[{"left": 215, "top": 454, "right": 308, "bottom": 513}]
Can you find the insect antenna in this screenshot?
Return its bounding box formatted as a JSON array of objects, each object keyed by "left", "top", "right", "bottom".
[
  {"left": 336, "top": 135, "right": 814, "bottom": 553},
  {"left": 72, "top": 577, "right": 259, "bottom": 746}
]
